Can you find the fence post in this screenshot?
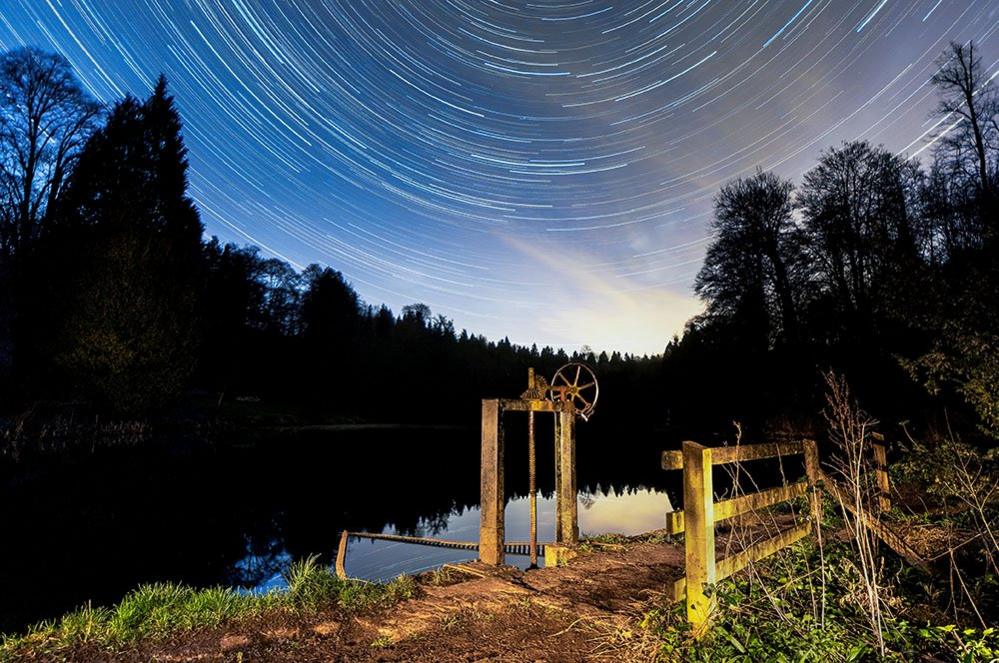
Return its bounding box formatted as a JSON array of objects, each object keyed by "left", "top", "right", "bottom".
[
  {"left": 803, "top": 439, "right": 823, "bottom": 536},
  {"left": 682, "top": 440, "right": 715, "bottom": 631},
  {"left": 873, "top": 441, "right": 891, "bottom": 512}
]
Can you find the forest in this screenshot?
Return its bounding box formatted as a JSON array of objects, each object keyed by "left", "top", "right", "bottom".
[
  {"left": 0, "top": 39, "right": 998, "bottom": 663},
  {"left": 0, "top": 42, "right": 996, "bottom": 448}
]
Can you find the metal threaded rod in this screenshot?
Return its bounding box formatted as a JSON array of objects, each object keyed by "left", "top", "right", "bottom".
[{"left": 528, "top": 409, "right": 538, "bottom": 568}]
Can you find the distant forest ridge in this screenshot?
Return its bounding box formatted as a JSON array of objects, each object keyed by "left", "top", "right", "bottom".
[{"left": 0, "top": 43, "right": 997, "bottom": 442}]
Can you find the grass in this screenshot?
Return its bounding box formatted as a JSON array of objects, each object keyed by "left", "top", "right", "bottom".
[
  {"left": 629, "top": 539, "right": 998, "bottom": 662},
  {"left": 0, "top": 555, "right": 416, "bottom": 660}
]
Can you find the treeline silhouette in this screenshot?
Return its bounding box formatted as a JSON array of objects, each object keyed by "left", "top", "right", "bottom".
[
  {"left": 0, "top": 47, "right": 660, "bottom": 427},
  {"left": 665, "top": 42, "right": 999, "bottom": 441},
  {"left": 1, "top": 44, "right": 997, "bottom": 441}
]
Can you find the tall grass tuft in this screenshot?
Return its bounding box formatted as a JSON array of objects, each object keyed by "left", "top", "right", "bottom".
[{"left": 0, "top": 556, "right": 418, "bottom": 659}]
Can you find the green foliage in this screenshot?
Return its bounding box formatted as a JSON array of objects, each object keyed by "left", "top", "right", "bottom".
[
  {"left": 57, "top": 232, "right": 198, "bottom": 414},
  {"left": 638, "top": 541, "right": 997, "bottom": 662},
  {"left": 902, "top": 320, "right": 999, "bottom": 439},
  {"left": 893, "top": 432, "right": 998, "bottom": 506},
  {"left": 579, "top": 532, "right": 630, "bottom": 552},
  {"left": 0, "top": 556, "right": 416, "bottom": 659}
]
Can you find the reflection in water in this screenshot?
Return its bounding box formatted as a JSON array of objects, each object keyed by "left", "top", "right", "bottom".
[
  {"left": 247, "top": 488, "right": 676, "bottom": 587},
  {"left": 5, "top": 425, "right": 783, "bottom": 633}
]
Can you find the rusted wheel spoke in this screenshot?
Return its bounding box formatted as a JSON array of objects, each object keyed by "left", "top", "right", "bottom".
[{"left": 548, "top": 361, "right": 598, "bottom": 420}]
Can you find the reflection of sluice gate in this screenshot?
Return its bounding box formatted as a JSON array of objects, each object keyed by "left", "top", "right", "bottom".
[{"left": 334, "top": 530, "right": 551, "bottom": 578}]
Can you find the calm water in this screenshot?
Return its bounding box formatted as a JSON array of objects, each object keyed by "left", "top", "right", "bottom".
[{"left": 1, "top": 425, "right": 690, "bottom": 633}]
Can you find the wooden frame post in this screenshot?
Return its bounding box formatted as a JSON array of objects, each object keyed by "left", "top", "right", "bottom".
[
  {"left": 803, "top": 439, "right": 823, "bottom": 536},
  {"left": 557, "top": 407, "right": 578, "bottom": 545},
  {"left": 682, "top": 440, "right": 715, "bottom": 630},
  {"left": 479, "top": 399, "right": 505, "bottom": 565}
]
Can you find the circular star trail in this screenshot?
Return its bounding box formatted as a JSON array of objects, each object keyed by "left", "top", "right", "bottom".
[{"left": 1, "top": 1, "right": 996, "bottom": 353}]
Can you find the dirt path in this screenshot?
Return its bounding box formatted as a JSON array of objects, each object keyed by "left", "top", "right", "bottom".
[{"left": 90, "top": 537, "right": 685, "bottom": 663}]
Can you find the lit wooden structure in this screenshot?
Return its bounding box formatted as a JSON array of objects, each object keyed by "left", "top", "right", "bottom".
[{"left": 661, "top": 440, "right": 822, "bottom": 632}]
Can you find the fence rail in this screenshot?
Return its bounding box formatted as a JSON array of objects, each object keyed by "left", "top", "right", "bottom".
[{"left": 662, "top": 440, "right": 821, "bottom": 631}]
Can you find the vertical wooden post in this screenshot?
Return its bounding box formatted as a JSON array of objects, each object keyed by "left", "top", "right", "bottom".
[
  {"left": 553, "top": 413, "right": 562, "bottom": 543},
  {"left": 480, "top": 399, "right": 505, "bottom": 565},
  {"left": 682, "top": 441, "right": 715, "bottom": 631},
  {"left": 873, "top": 442, "right": 891, "bottom": 511},
  {"left": 803, "top": 439, "right": 823, "bottom": 537},
  {"left": 557, "top": 406, "right": 578, "bottom": 545},
  {"left": 335, "top": 530, "right": 348, "bottom": 579}
]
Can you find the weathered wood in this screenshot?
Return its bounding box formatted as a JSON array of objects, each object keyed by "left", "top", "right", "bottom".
[
  {"left": 802, "top": 439, "right": 823, "bottom": 537},
  {"left": 663, "top": 441, "right": 804, "bottom": 470},
  {"left": 661, "top": 449, "right": 683, "bottom": 470},
  {"left": 712, "top": 441, "right": 804, "bottom": 465},
  {"left": 670, "top": 521, "right": 812, "bottom": 603},
  {"left": 345, "top": 530, "right": 548, "bottom": 555},
  {"left": 665, "top": 482, "right": 809, "bottom": 534},
  {"left": 682, "top": 441, "right": 715, "bottom": 631},
  {"left": 819, "top": 470, "right": 927, "bottom": 569},
  {"left": 557, "top": 409, "right": 578, "bottom": 545},
  {"left": 498, "top": 398, "right": 563, "bottom": 412},
  {"left": 873, "top": 442, "right": 891, "bottom": 511},
  {"left": 480, "top": 399, "right": 505, "bottom": 566},
  {"left": 335, "top": 530, "right": 348, "bottom": 579},
  {"left": 716, "top": 521, "right": 812, "bottom": 579}
]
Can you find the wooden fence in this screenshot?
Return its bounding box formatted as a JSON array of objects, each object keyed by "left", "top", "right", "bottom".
[{"left": 661, "top": 440, "right": 822, "bottom": 631}]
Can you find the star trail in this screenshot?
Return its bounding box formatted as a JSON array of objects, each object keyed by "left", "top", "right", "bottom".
[{"left": 1, "top": 1, "right": 996, "bottom": 354}]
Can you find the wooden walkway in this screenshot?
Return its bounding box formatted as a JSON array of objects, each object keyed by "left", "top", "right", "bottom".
[
  {"left": 345, "top": 531, "right": 548, "bottom": 556},
  {"left": 336, "top": 530, "right": 550, "bottom": 578}
]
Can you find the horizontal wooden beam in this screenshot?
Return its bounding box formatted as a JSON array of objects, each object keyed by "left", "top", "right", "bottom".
[
  {"left": 665, "top": 481, "right": 809, "bottom": 534},
  {"left": 498, "top": 398, "right": 569, "bottom": 413},
  {"left": 716, "top": 521, "right": 811, "bottom": 580},
  {"left": 671, "top": 521, "right": 812, "bottom": 602},
  {"left": 818, "top": 470, "right": 926, "bottom": 569},
  {"left": 662, "top": 441, "right": 804, "bottom": 470}
]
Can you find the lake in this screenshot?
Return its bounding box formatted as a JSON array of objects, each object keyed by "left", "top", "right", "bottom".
[{"left": 0, "top": 424, "right": 683, "bottom": 634}]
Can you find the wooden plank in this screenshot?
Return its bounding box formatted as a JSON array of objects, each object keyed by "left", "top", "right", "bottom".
[
  {"left": 345, "top": 531, "right": 549, "bottom": 556},
  {"left": 683, "top": 441, "right": 715, "bottom": 631},
  {"left": 498, "top": 398, "right": 565, "bottom": 412},
  {"left": 711, "top": 441, "right": 804, "bottom": 465},
  {"left": 663, "top": 441, "right": 804, "bottom": 470},
  {"left": 819, "top": 470, "right": 926, "bottom": 569},
  {"left": 716, "top": 521, "right": 811, "bottom": 580},
  {"left": 666, "top": 482, "right": 809, "bottom": 534},
  {"left": 672, "top": 521, "right": 811, "bottom": 599}
]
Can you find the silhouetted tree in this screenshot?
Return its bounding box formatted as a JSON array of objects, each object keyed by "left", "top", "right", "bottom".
[
  {"left": 695, "top": 169, "right": 803, "bottom": 349},
  {"left": 931, "top": 41, "right": 998, "bottom": 237},
  {"left": 47, "top": 79, "right": 204, "bottom": 413},
  {"left": 0, "top": 47, "right": 100, "bottom": 255},
  {"left": 798, "top": 141, "right": 923, "bottom": 343}
]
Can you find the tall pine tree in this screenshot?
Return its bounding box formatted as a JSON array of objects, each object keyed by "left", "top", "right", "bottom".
[{"left": 49, "top": 77, "right": 204, "bottom": 414}]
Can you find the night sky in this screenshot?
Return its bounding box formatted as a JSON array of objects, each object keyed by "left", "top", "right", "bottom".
[{"left": 1, "top": 2, "right": 996, "bottom": 354}]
